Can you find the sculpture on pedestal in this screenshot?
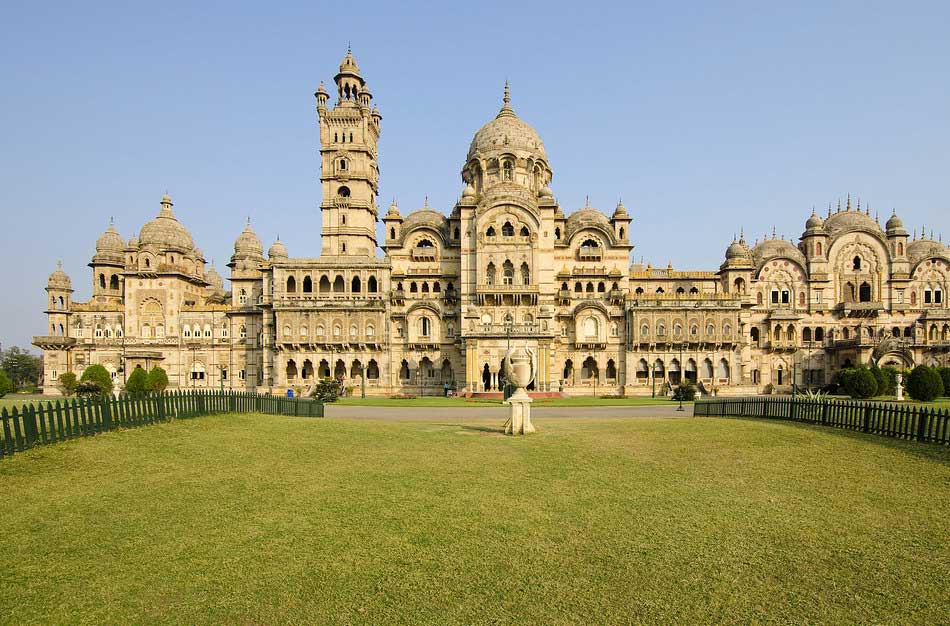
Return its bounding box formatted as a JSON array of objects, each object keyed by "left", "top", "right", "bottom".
[
  {"left": 895, "top": 373, "right": 904, "bottom": 401},
  {"left": 503, "top": 346, "right": 536, "bottom": 435}
]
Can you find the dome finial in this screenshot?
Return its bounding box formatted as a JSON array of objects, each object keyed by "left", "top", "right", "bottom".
[
  {"left": 504, "top": 80, "right": 510, "bottom": 105},
  {"left": 57, "top": 260, "right": 62, "bottom": 270},
  {"left": 846, "top": 194, "right": 852, "bottom": 211},
  {"left": 585, "top": 195, "right": 590, "bottom": 209},
  {"left": 496, "top": 80, "right": 515, "bottom": 118},
  {"left": 772, "top": 226, "right": 777, "bottom": 239}
]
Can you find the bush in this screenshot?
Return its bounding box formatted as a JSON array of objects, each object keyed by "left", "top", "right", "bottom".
[
  {"left": 878, "top": 366, "right": 899, "bottom": 397},
  {"left": 146, "top": 367, "right": 169, "bottom": 392},
  {"left": 940, "top": 368, "right": 950, "bottom": 398},
  {"left": 124, "top": 368, "right": 149, "bottom": 395},
  {"left": 839, "top": 367, "right": 877, "bottom": 399},
  {"left": 76, "top": 381, "right": 103, "bottom": 397},
  {"left": 311, "top": 378, "right": 342, "bottom": 403},
  {"left": 673, "top": 383, "right": 696, "bottom": 401},
  {"left": 79, "top": 364, "right": 113, "bottom": 397},
  {"left": 869, "top": 364, "right": 888, "bottom": 397},
  {"left": 0, "top": 370, "right": 14, "bottom": 397},
  {"left": 906, "top": 365, "right": 945, "bottom": 402},
  {"left": 57, "top": 371, "right": 78, "bottom": 396}
]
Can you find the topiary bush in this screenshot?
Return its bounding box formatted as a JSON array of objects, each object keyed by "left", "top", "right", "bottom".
[
  {"left": 311, "top": 378, "right": 342, "bottom": 403},
  {"left": 906, "top": 365, "right": 945, "bottom": 402},
  {"left": 839, "top": 367, "right": 878, "bottom": 399},
  {"left": 146, "top": 367, "right": 169, "bottom": 392},
  {"left": 0, "top": 370, "right": 14, "bottom": 397},
  {"left": 57, "top": 371, "right": 78, "bottom": 396},
  {"left": 869, "top": 364, "right": 889, "bottom": 397},
  {"left": 940, "top": 368, "right": 950, "bottom": 398},
  {"left": 124, "top": 367, "right": 149, "bottom": 395},
  {"left": 878, "top": 366, "right": 899, "bottom": 397},
  {"left": 79, "top": 364, "right": 113, "bottom": 397}
]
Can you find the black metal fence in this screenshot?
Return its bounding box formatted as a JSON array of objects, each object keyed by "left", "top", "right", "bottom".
[
  {"left": 0, "top": 390, "right": 324, "bottom": 458},
  {"left": 695, "top": 396, "right": 950, "bottom": 445}
]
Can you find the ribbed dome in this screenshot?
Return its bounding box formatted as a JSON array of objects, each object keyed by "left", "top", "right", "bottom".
[
  {"left": 907, "top": 237, "right": 949, "bottom": 265},
  {"left": 268, "top": 238, "right": 288, "bottom": 259},
  {"left": 751, "top": 237, "right": 805, "bottom": 268},
  {"left": 47, "top": 262, "right": 72, "bottom": 289},
  {"left": 566, "top": 207, "right": 612, "bottom": 241},
  {"left": 726, "top": 239, "right": 751, "bottom": 260},
  {"left": 805, "top": 211, "right": 824, "bottom": 229},
  {"left": 139, "top": 194, "right": 195, "bottom": 251},
  {"left": 886, "top": 211, "right": 905, "bottom": 232},
  {"left": 612, "top": 200, "right": 629, "bottom": 219},
  {"left": 233, "top": 222, "right": 263, "bottom": 257},
  {"left": 823, "top": 208, "right": 880, "bottom": 235},
  {"left": 461, "top": 183, "right": 476, "bottom": 199},
  {"left": 467, "top": 84, "right": 547, "bottom": 163},
  {"left": 385, "top": 200, "right": 401, "bottom": 218},
  {"left": 338, "top": 49, "right": 359, "bottom": 74},
  {"left": 96, "top": 222, "right": 124, "bottom": 253}
]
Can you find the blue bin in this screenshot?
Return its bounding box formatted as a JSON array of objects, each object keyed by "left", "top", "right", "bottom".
[{"left": 286, "top": 389, "right": 294, "bottom": 398}]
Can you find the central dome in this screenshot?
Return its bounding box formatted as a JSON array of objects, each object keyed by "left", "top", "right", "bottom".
[
  {"left": 466, "top": 83, "right": 547, "bottom": 163},
  {"left": 139, "top": 194, "right": 195, "bottom": 252}
]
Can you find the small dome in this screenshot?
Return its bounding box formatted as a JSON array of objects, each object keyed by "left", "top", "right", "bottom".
[
  {"left": 194, "top": 247, "right": 204, "bottom": 260},
  {"left": 139, "top": 194, "right": 195, "bottom": 251},
  {"left": 726, "top": 239, "right": 751, "bottom": 260},
  {"left": 612, "top": 200, "right": 629, "bottom": 219},
  {"left": 47, "top": 262, "right": 71, "bottom": 289},
  {"left": 461, "top": 183, "right": 476, "bottom": 199},
  {"left": 268, "top": 238, "right": 288, "bottom": 259},
  {"left": 805, "top": 211, "right": 823, "bottom": 229},
  {"left": 96, "top": 222, "right": 124, "bottom": 253},
  {"left": 205, "top": 265, "right": 224, "bottom": 292},
  {"left": 751, "top": 236, "right": 806, "bottom": 268},
  {"left": 886, "top": 211, "right": 905, "bottom": 232},
  {"left": 385, "top": 200, "right": 401, "bottom": 218},
  {"left": 316, "top": 81, "right": 328, "bottom": 96},
  {"left": 233, "top": 221, "right": 263, "bottom": 257},
  {"left": 127, "top": 237, "right": 138, "bottom": 249},
  {"left": 338, "top": 49, "right": 360, "bottom": 74},
  {"left": 540, "top": 184, "right": 554, "bottom": 199}
]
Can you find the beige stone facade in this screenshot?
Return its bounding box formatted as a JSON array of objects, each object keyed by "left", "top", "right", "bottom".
[{"left": 35, "top": 51, "right": 950, "bottom": 396}]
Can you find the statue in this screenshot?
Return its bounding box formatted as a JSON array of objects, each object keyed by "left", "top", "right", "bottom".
[
  {"left": 895, "top": 373, "right": 904, "bottom": 401},
  {"left": 503, "top": 346, "right": 536, "bottom": 435}
]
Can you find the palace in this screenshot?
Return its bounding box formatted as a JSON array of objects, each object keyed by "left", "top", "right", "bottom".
[{"left": 34, "top": 51, "right": 950, "bottom": 396}]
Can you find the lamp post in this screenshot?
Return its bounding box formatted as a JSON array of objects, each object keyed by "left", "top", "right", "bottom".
[{"left": 651, "top": 361, "right": 657, "bottom": 398}]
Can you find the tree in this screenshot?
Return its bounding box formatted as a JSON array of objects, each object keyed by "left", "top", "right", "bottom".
[
  {"left": 311, "top": 377, "right": 342, "bottom": 403},
  {"left": 673, "top": 382, "right": 696, "bottom": 401},
  {"left": 57, "top": 371, "right": 78, "bottom": 396},
  {"left": 1, "top": 346, "right": 42, "bottom": 388},
  {"left": 869, "top": 363, "right": 889, "bottom": 397},
  {"left": 0, "top": 370, "right": 14, "bottom": 397},
  {"left": 878, "top": 366, "right": 900, "bottom": 397},
  {"left": 125, "top": 368, "right": 149, "bottom": 395},
  {"left": 79, "top": 364, "right": 113, "bottom": 397},
  {"left": 839, "top": 367, "right": 877, "bottom": 399},
  {"left": 940, "top": 368, "right": 950, "bottom": 398},
  {"left": 146, "top": 367, "right": 169, "bottom": 392},
  {"left": 906, "top": 366, "right": 944, "bottom": 402}
]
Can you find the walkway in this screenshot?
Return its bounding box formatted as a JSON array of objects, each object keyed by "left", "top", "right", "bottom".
[{"left": 325, "top": 404, "right": 695, "bottom": 420}]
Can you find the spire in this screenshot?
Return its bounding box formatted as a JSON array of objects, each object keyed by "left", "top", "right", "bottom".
[
  {"left": 827, "top": 204, "right": 832, "bottom": 218},
  {"left": 159, "top": 193, "right": 174, "bottom": 217},
  {"left": 585, "top": 195, "right": 590, "bottom": 209},
  {"left": 846, "top": 194, "right": 852, "bottom": 211},
  {"left": 772, "top": 226, "right": 777, "bottom": 239},
  {"left": 57, "top": 260, "right": 62, "bottom": 270},
  {"left": 497, "top": 80, "right": 516, "bottom": 119},
  {"left": 836, "top": 199, "right": 842, "bottom": 213}
]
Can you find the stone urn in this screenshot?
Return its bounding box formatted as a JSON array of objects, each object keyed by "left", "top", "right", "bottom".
[{"left": 504, "top": 346, "right": 536, "bottom": 435}]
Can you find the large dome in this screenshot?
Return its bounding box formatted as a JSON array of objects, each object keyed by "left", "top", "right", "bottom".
[
  {"left": 139, "top": 194, "right": 195, "bottom": 251},
  {"left": 466, "top": 84, "right": 547, "bottom": 163},
  {"left": 751, "top": 236, "right": 806, "bottom": 268},
  {"left": 822, "top": 200, "right": 880, "bottom": 236}
]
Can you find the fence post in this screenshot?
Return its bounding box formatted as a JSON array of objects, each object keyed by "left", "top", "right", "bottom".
[
  {"left": 917, "top": 407, "right": 930, "bottom": 442},
  {"left": 862, "top": 403, "right": 871, "bottom": 433}
]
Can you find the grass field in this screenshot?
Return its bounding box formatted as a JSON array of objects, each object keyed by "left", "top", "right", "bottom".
[{"left": 1, "top": 413, "right": 947, "bottom": 625}]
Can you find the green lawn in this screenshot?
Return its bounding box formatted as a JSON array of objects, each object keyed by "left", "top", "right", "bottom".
[
  {"left": 336, "top": 395, "right": 687, "bottom": 407},
  {"left": 1, "top": 414, "right": 947, "bottom": 625}
]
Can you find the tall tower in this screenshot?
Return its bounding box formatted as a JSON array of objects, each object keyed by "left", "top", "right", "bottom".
[{"left": 315, "top": 48, "right": 382, "bottom": 258}]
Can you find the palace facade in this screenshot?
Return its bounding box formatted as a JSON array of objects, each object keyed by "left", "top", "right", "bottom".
[{"left": 34, "top": 51, "right": 950, "bottom": 396}]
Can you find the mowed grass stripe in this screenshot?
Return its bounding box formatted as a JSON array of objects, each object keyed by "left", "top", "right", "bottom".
[{"left": 0, "top": 414, "right": 947, "bottom": 626}]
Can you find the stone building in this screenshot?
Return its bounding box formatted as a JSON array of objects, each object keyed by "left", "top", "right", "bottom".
[{"left": 34, "top": 51, "right": 950, "bottom": 396}]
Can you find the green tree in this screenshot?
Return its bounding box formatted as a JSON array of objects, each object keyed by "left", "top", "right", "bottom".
[
  {"left": 146, "top": 367, "right": 169, "bottom": 392},
  {"left": 673, "top": 383, "right": 696, "bottom": 401},
  {"left": 1, "top": 346, "right": 42, "bottom": 388},
  {"left": 57, "top": 371, "right": 78, "bottom": 396},
  {"left": 125, "top": 368, "right": 149, "bottom": 395},
  {"left": 840, "top": 367, "right": 877, "bottom": 399},
  {"left": 79, "top": 364, "right": 113, "bottom": 397},
  {"left": 878, "top": 366, "right": 899, "bottom": 397},
  {"left": 906, "top": 365, "right": 944, "bottom": 402},
  {"left": 869, "top": 363, "right": 889, "bottom": 397},
  {"left": 940, "top": 368, "right": 950, "bottom": 398},
  {"left": 0, "top": 370, "right": 14, "bottom": 397},
  {"left": 311, "top": 378, "right": 342, "bottom": 403}
]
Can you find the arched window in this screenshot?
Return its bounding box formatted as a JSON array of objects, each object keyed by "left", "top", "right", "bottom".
[
  {"left": 717, "top": 358, "right": 730, "bottom": 379},
  {"left": 503, "top": 161, "right": 513, "bottom": 181},
  {"left": 303, "top": 276, "right": 313, "bottom": 293},
  {"left": 554, "top": 227, "right": 561, "bottom": 240},
  {"left": 337, "top": 185, "right": 350, "bottom": 198},
  {"left": 109, "top": 275, "right": 119, "bottom": 290},
  {"left": 182, "top": 324, "right": 191, "bottom": 338},
  {"left": 519, "top": 225, "right": 529, "bottom": 237},
  {"left": 574, "top": 282, "right": 582, "bottom": 293},
  {"left": 897, "top": 242, "right": 903, "bottom": 256},
  {"left": 641, "top": 323, "right": 649, "bottom": 337},
  {"left": 757, "top": 292, "right": 763, "bottom": 305},
  {"left": 803, "top": 327, "right": 812, "bottom": 342},
  {"left": 286, "top": 276, "right": 296, "bottom": 293},
  {"left": 799, "top": 291, "right": 806, "bottom": 306},
  {"left": 333, "top": 324, "right": 342, "bottom": 337},
  {"left": 853, "top": 256, "right": 861, "bottom": 270},
  {"left": 367, "top": 276, "right": 378, "bottom": 292},
  {"left": 700, "top": 359, "right": 713, "bottom": 379},
  {"left": 421, "top": 282, "right": 429, "bottom": 293},
  {"left": 502, "top": 221, "right": 514, "bottom": 237},
  {"left": 399, "top": 360, "right": 410, "bottom": 380},
  {"left": 333, "top": 275, "right": 345, "bottom": 292},
  {"left": 521, "top": 262, "right": 530, "bottom": 285},
  {"left": 98, "top": 274, "right": 106, "bottom": 289},
  {"left": 584, "top": 316, "right": 599, "bottom": 338},
  {"left": 390, "top": 227, "right": 396, "bottom": 239},
  {"left": 656, "top": 287, "right": 665, "bottom": 294},
  {"left": 598, "top": 282, "right": 606, "bottom": 293},
  {"left": 240, "top": 325, "right": 247, "bottom": 339},
  {"left": 283, "top": 325, "right": 291, "bottom": 337},
  {"left": 420, "top": 316, "right": 431, "bottom": 336},
  {"left": 503, "top": 260, "right": 514, "bottom": 285},
  {"left": 563, "top": 359, "right": 574, "bottom": 381},
  {"left": 319, "top": 275, "right": 331, "bottom": 293},
  {"left": 352, "top": 276, "right": 361, "bottom": 293},
  {"left": 367, "top": 360, "right": 380, "bottom": 380},
  {"left": 486, "top": 226, "right": 496, "bottom": 237},
  {"left": 586, "top": 282, "right": 594, "bottom": 293},
  {"left": 239, "top": 289, "right": 247, "bottom": 305},
  {"left": 486, "top": 263, "right": 496, "bottom": 285},
  {"left": 453, "top": 227, "right": 460, "bottom": 239},
  {"left": 751, "top": 327, "right": 760, "bottom": 342},
  {"left": 859, "top": 282, "right": 872, "bottom": 303},
  {"left": 286, "top": 360, "right": 297, "bottom": 380},
  {"left": 636, "top": 359, "right": 649, "bottom": 380},
  {"left": 338, "top": 158, "right": 347, "bottom": 171}
]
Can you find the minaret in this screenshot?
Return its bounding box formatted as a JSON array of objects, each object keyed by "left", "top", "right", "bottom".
[{"left": 315, "top": 48, "right": 382, "bottom": 258}]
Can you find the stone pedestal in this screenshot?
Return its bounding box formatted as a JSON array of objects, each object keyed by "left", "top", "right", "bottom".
[
  {"left": 505, "top": 387, "right": 535, "bottom": 435},
  {"left": 896, "top": 374, "right": 904, "bottom": 401}
]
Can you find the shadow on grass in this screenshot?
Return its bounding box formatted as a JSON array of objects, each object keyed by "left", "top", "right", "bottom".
[{"left": 718, "top": 416, "right": 950, "bottom": 464}]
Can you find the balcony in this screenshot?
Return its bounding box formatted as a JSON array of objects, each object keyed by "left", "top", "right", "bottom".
[
  {"left": 464, "top": 323, "right": 547, "bottom": 338},
  {"left": 32, "top": 336, "right": 77, "bottom": 350},
  {"left": 411, "top": 246, "right": 437, "bottom": 262},
  {"left": 577, "top": 246, "right": 602, "bottom": 261}
]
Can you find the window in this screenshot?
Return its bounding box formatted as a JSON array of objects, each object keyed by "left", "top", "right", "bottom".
[
  {"left": 240, "top": 325, "right": 247, "bottom": 339},
  {"left": 287, "top": 276, "right": 296, "bottom": 293},
  {"left": 110, "top": 275, "right": 119, "bottom": 290},
  {"left": 303, "top": 276, "right": 313, "bottom": 293},
  {"left": 503, "top": 161, "right": 513, "bottom": 181},
  {"left": 352, "top": 276, "right": 361, "bottom": 293},
  {"left": 502, "top": 221, "right": 514, "bottom": 237},
  {"left": 420, "top": 317, "right": 431, "bottom": 337},
  {"left": 283, "top": 325, "right": 291, "bottom": 337},
  {"left": 781, "top": 290, "right": 790, "bottom": 304},
  {"left": 503, "top": 260, "right": 514, "bottom": 285},
  {"left": 924, "top": 290, "right": 932, "bottom": 304},
  {"left": 300, "top": 325, "right": 308, "bottom": 338},
  {"left": 368, "top": 276, "right": 378, "bottom": 292},
  {"left": 446, "top": 323, "right": 455, "bottom": 337},
  {"left": 486, "top": 226, "right": 496, "bottom": 237},
  {"left": 859, "top": 282, "right": 872, "bottom": 303},
  {"left": 853, "top": 256, "right": 861, "bottom": 270},
  {"left": 584, "top": 317, "right": 599, "bottom": 338},
  {"left": 554, "top": 227, "right": 561, "bottom": 240},
  {"left": 98, "top": 274, "right": 106, "bottom": 289},
  {"left": 239, "top": 289, "right": 247, "bottom": 305},
  {"left": 204, "top": 325, "right": 212, "bottom": 338},
  {"left": 338, "top": 185, "right": 350, "bottom": 198},
  {"left": 521, "top": 262, "right": 530, "bottom": 285},
  {"left": 182, "top": 324, "right": 191, "bottom": 338},
  {"left": 520, "top": 226, "right": 529, "bottom": 237},
  {"left": 771, "top": 291, "right": 779, "bottom": 304}
]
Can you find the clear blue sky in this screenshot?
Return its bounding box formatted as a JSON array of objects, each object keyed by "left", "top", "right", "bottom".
[{"left": 2, "top": 0, "right": 948, "bottom": 351}]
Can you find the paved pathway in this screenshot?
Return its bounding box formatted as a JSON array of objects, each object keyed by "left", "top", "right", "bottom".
[{"left": 325, "top": 404, "right": 695, "bottom": 420}]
